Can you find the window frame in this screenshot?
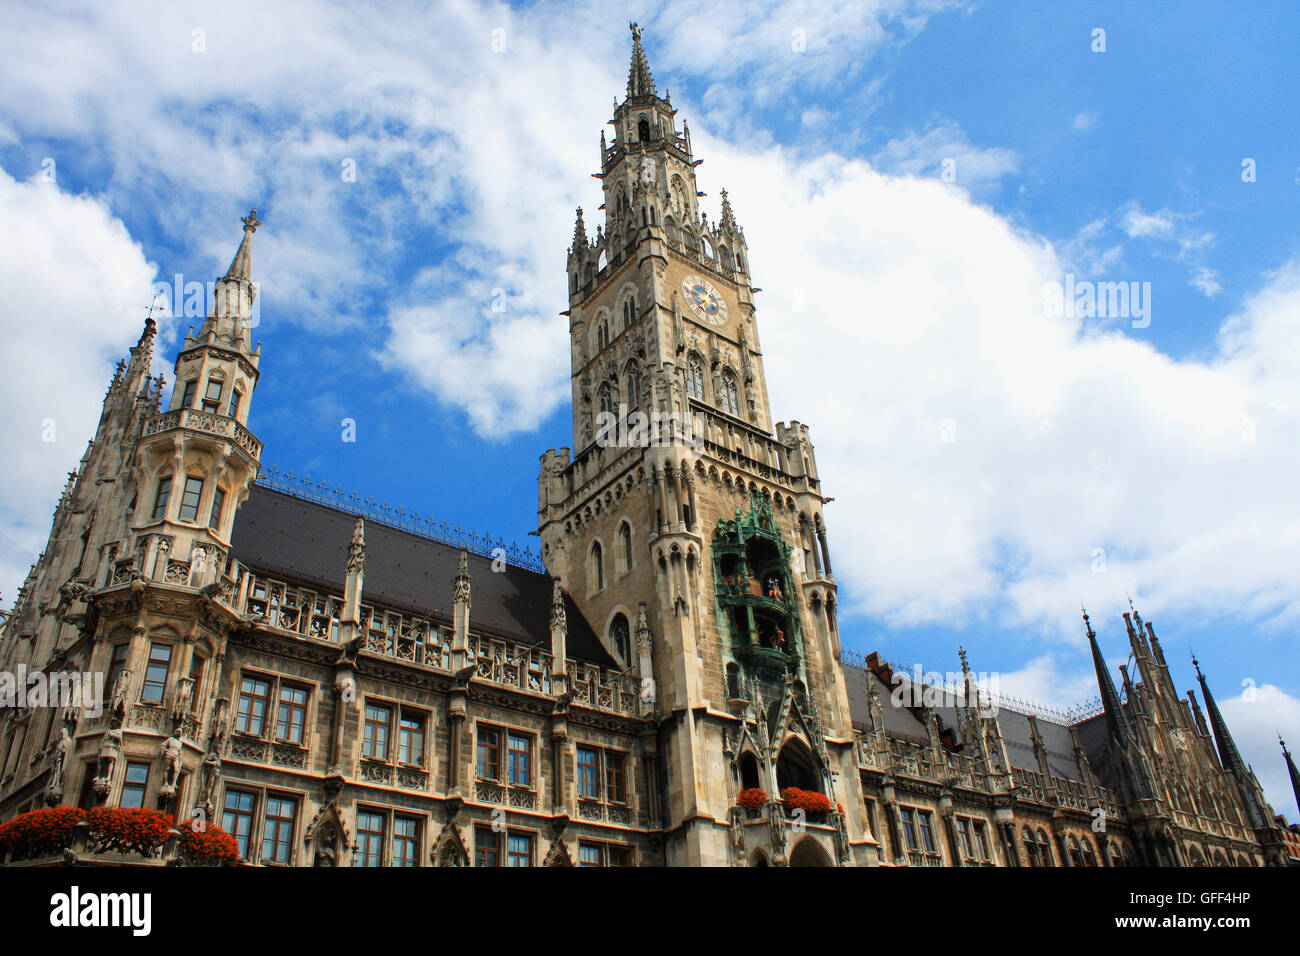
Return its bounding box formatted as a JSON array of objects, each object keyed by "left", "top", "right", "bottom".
[
  {"left": 151, "top": 475, "right": 172, "bottom": 522},
  {"left": 119, "top": 760, "right": 150, "bottom": 809},
  {"left": 140, "top": 641, "right": 173, "bottom": 705},
  {"left": 177, "top": 475, "right": 204, "bottom": 523}
]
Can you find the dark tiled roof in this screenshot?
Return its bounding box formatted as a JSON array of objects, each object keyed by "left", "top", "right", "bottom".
[
  {"left": 842, "top": 660, "right": 1087, "bottom": 780},
  {"left": 843, "top": 663, "right": 930, "bottom": 742},
  {"left": 230, "top": 485, "right": 613, "bottom": 666}
]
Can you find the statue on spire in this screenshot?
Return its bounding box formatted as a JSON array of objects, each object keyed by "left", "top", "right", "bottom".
[{"left": 241, "top": 208, "right": 262, "bottom": 234}]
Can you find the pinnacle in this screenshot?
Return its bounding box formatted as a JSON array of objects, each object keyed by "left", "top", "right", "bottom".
[
  {"left": 626, "top": 22, "right": 656, "bottom": 98},
  {"left": 223, "top": 207, "right": 261, "bottom": 281}
]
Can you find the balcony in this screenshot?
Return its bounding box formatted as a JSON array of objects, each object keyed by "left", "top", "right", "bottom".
[{"left": 144, "top": 407, "right": 262, "bottom": 460}]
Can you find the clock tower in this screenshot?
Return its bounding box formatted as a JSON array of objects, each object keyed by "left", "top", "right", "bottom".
[{"left": 538, "top": 24, "right": 876, "bottom": 866}]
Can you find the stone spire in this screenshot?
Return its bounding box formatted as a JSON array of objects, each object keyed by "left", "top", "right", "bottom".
[
  {"left": 719, "top": 188, "right": 737, "bottom": 233},
  {"left": 1083, "top": 606, "right": 1130, "bottom": 744},
  {"left": 193, "top": 208, "right": 261, "bottom": 354},
  {"left": 626, "top": 22, "right": 656, "bottom": 98},
  {"left": 224, "top": 208, "right": 261, "bottom": 281},
  {"left": 342, "top": 517, "right": 365, "bottom": 624},
  {"left": 572, "top": 207, "right": 588, "bottom": 254},
  {"left": 1282, "top": 736, "right": 1300, "bottom": 817},
  {"left": 549, "top": 578, "right": 568, "bottom": 689},
  {"left": 1194, "top": 653, "right": 1269, "bottom": 827}
]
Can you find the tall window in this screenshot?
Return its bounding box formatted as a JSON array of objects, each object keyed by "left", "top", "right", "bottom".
[
  {"left": 622, "top": 294, "right": 636, "bottom": 330},
  {"left": 399, "top": 712, "right": 426, "bottom": 766},
  {"left": 625, "top": 365, "right": 640, "bottom": 409},
  {"left": 393, "top": 816, "right": 420, "bottom": 867},
  {"left": 900, "top": 807, "right": 919, "bottom": 851},
  {"left": 618, "top": 522, "right": 633, "bottom": 573},
  {"left": 507, "top": 732, "right": 532, "bottom": 787},
  {"left": 606, "top": 752, "right": 626, "bottom": 804},
  {"left": 598, "top": 383, "right": 614, "bottom": 417},
  {"left": 357, "top": 810, "right": 385, "bottom": 867},
  {"left": 223, "top": 789, "right": 256, "bottom": 858},
  {"left": 201, "top": 378, "right": 224, "bottom": 413},
  {"left": 261, "top": 795, "right": 297, "bottom": 865},
  {"left": 236, "top": 676, "right": 272, "bottom": 735},
  {"left": 187, "top": 654, "right": 205, "bottom": 709},
  {"left": 275, "top": 684, "right": 308, "bottom": 744},
  {"left": 180, "top": 379, "right": 197, "bottom": 408},
  {"left": 609, "top": 614, "right": 631, "bottom": 662},
  {"left": 590, "top": 542, "right": 604, "bottom": 593},
  {"left": 972, "top": 821, "right": 991, "bottom": 861},
  {"left": 917, "top": 810, "right": 937, "bottom": 853},
  {"left": 687, "top": 356, "right": 705, "bottom": 399},
  {"left": 141, "top": 642, "right": 172, "bottom": 704},
  {"left": 1037, "top": 829, "right": 1054, "bottom": 866},
  {"left": 104, "top": 643, "right": 129, "bottom": 704},
  {"left": 475, "top": 825, "right": 500, "bottom": 867},
  {"left": 476, "top": 726, "right": 501, "bottom": 779},
  {"left": 363, "top": 703, "right": 392, "bottom": 759},
  {"left": 120, "top": 761, "right": 149, "bottom": 808},
  {"left": 721, "top": 372, "right": 740, "bottom": 416},
  {"left": 208, "top": 486, "right": 226, "bottom": 530},
  {"left": 151, "top": 476, "right": 172, "bottom": 521},
  {"left": 228, "top": 388, "right": 243, "bottom": 419},
  {"left": 507, "top": 832, "right": 533, "bottom": 867},
  {"left": 597, "top": 319, "right": 609, "bottom": 351},
  {"left": 576, "top": 746, "right": 600, "bottom": 800},
  {"left": 178, "top": 476, "right": 204, "bottom": 522}
]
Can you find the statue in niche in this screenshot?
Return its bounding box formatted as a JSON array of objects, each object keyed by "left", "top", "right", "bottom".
[
  {"left": 314, "top": 828, "right": 338, "bottom": 867},
  {"left": 159, "top": 733, "right": 183, "bottom": 794}
]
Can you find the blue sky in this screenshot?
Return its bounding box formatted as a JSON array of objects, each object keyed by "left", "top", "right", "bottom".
[{"left": 0, "top": 0, "right": 1297, "bottom": 816}]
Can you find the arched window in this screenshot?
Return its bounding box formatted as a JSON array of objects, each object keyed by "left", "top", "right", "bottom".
[
  {"left": 617, "top": 522, "right": 633, "bottom": 573},
  {"left": 775, "top": 738, "right": 820, "bottom": 793},
  {"left": 1081, "top": 841, "right": 1098, "bottom": 867},
  {"left": 609, "top": 613, "right": 631, "bottom": 662},
  {"left": 687, "top": 355, "right": 705, "bottom": 400},
  {"left": 622, "top": 294, "right": 636, "bottom": 330},
  {"left": 1037, "top": 829, "right": 1055, "bottom": 866},
  {"left": 720, "top": 371, "right": 740, "bottom": 416},
  {"left": 1110, "top": 845, "right": 1124, "bottom": 867},
  {"left": 1022, "top": 828, "right": 1038, "bottom": 867},
  {"left": 638, "top": 118, "right": 650, "bottom": 141},
  {"left": 1068, "top": 835, "right": 1083, "bottom": 867},
  {"left": 589, "top": 542, "right": 604, "bottom": 593},
  {"left": 597, "top": 318, "right": 609, "bottom": 352},
  {"left": 625, "top": 363, "right": 640, "bottom": 410},
  {"left": 738, "top": 750, "right": 759, "bottom": 789},
  {"left": 597, "top": 384, "right": 614, "bottom": 420}
]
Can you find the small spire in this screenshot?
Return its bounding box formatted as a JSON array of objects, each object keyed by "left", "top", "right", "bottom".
[
  {"left": 550, "top": 577, "right": 566, "bottom": 632},
  {"left": 224, "top": 208, "right": 261, "bottom": 281},
  {"left": 1282, "top": 734, "right": 1300, "bottom": 815},
  {"left": 572, "top": 207, "right": 588, "bottom": 253},
  {"left": 719, "top": 188, "right": 737, "bottom": 232},
  {"left": 453, "top": 548, "right": 471, "bottom": 608},
  {"left": 346, "top": 517, "right": 366, "bottom": 576},
  {"left": 958, "top": 645, "right": 970, "bottom": 676},
  {"left": 626, "top": 22, "right": 656, "bottom": 98}
]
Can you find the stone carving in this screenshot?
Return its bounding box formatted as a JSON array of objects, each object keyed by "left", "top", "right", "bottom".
[{"left": 159, "top": 733, "right": 183, "bottom": 796}]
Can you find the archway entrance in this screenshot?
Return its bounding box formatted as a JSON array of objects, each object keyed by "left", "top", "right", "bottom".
[{"left": 789, "top": 837, "right": 833, "bottom": 867}]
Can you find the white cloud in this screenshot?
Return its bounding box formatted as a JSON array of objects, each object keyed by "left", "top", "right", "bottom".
[
  {"left": 1219, "top": 683, "right": 1300, "bottom": 822},
  {"left": 1192, "top": 265, "right": 1223, "bottom": 298},
  {"left": 1072, "top": 111, "right": 1099, "bottom": 132},
  {"left": 0, "top": 168, "right": 158, "bottom": 602},
  {"left": 872, "top": 120, "right": 1020, "bottom": 188}
]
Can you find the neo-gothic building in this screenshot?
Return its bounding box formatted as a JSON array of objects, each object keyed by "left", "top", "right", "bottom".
[{"left": 1, "top": 25, "right": 1296, "bottom": 868}]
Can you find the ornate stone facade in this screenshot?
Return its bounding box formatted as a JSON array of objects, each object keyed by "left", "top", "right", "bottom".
[{"left": 0, "top": 25, "right": 1294, "bottom": 868}]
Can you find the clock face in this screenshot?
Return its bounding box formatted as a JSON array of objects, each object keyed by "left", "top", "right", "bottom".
[{"left": 681, "top": 275, "right": 728, "bottom": 326}]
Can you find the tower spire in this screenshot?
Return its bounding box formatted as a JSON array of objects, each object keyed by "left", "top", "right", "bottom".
[
  {"left": 225, "top": 208, "right": 261, "bottom": 281},
  {"left": 1083, "top": 605, "right": 1130, "bottom": 743},
  {"left": 626, "top": 22, "right": 656, "bottom": 98},
  {"left": 1282, "top": 736, "right": 1300, "bottom": 817},
  {"left": 1194, "top": 653, "right": 1269, "bottom": 827}
]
